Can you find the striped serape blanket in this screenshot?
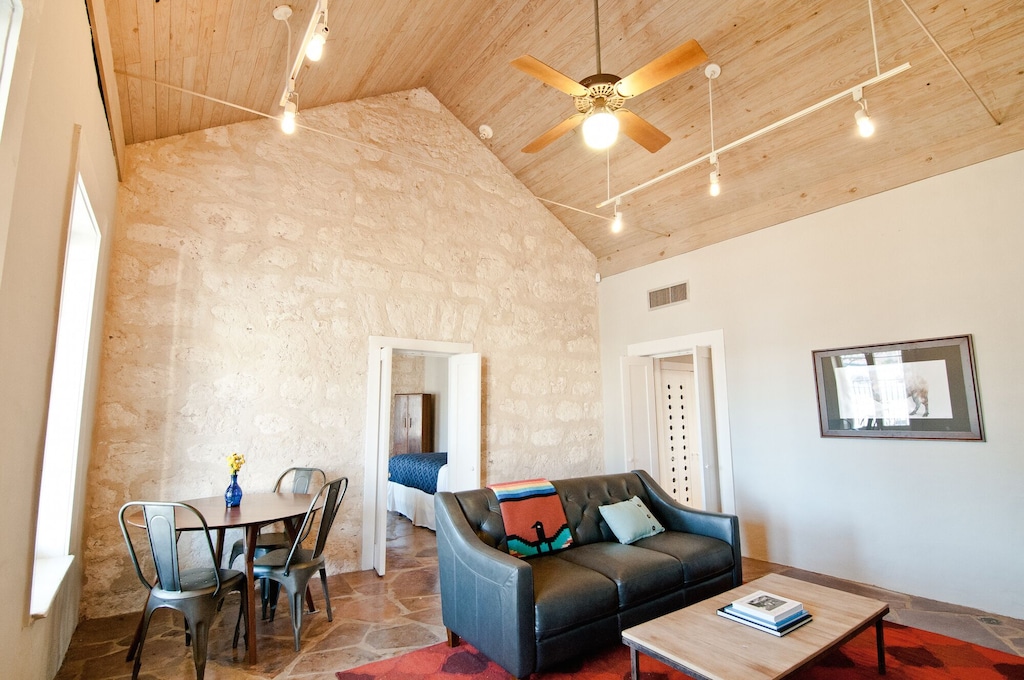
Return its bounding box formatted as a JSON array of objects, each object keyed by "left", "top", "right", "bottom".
[{"left": 487, "top": 478, "right": 573, "bottom": 558}]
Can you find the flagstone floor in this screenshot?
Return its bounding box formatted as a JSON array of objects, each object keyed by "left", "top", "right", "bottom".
[{"left": 56, "top": 513, "right": 1024, "bottom": 679}]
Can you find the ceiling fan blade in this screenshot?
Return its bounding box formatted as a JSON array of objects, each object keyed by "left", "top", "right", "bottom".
[
  {"left": 511, "top": 55, "right": 589, "bottom": 97},
  {"left": 615, "top": 109, "right": 671, "bottom": 153},
  {"left": 615, "top": 39, "right": 708, "bottom": 98},
  {"left": 521, "top": 113, "right": 586, "bottom": 153}
]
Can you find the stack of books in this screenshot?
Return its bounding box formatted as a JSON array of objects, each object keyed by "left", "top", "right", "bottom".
[{"left": 717, "top": 590, "right": 812, "bottom": 636}]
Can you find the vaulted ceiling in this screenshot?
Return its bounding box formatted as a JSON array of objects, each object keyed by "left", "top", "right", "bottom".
[{"left": 93, "top": 0, "right": 1024, "bottom": 276}]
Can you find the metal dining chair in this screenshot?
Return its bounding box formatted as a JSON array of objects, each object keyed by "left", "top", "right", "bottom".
[
  {"left": 118, "top": 501, "right": 247, "bottom": 680},
  {"left": 252, "top": 476, "right": 349, "bottom": 651},
  {"left": 227, "top": 466, "right": 326, "bottom": 619}
]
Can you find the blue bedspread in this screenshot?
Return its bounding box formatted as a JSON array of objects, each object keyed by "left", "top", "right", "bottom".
[{"left": 388, "top": 452, "right": 447, "bottom": 494}]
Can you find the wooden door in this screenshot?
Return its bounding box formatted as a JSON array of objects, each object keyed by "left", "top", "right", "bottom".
[{"left": 656, "top": 364, "right": 704, "bottom": 509}]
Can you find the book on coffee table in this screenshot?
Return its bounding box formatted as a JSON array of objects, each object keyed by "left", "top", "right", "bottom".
[
  {"left": 729, "top": 590, "right": 804, "bottom": 623},
  {"left": 717, "top": 605, "right": 813, "bottom": 636}
]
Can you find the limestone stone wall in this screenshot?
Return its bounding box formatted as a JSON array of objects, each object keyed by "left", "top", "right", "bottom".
[{"left": 83, "top": 89, "right": 603, "bottom": 618}]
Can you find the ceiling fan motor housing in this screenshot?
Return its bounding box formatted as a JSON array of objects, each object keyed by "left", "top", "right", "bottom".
[{"left": 575, "top": 73, "right": 625, "bottom": 113}]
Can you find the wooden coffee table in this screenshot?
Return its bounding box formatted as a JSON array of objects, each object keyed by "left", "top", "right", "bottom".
[{"left": 622, "top": 573, "right": 890, "bottom": 679}]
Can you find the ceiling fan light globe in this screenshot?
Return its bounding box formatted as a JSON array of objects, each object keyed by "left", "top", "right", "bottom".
[{"left": 582, "top": 110, "right": 619, "bottom": 149}]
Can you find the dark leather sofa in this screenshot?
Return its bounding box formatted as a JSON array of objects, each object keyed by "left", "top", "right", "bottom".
[{"left": 434, "top": 470, "right": 742, "bottom": 678}]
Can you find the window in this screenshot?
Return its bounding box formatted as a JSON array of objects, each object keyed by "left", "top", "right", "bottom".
[
  {"left": 31, "top": 173, "right": 101, "bottom": 618},
  {"left": 0, "top": 0, "right": 23, "bottom": 142}
]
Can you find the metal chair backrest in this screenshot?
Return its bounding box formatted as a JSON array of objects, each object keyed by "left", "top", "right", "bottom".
[
  {"left": 273, "top": 467, "right": 327, "bottom": 495},
  {"left": 118, "top": 501, "right": 221, "bottom": 595},
  {"left": 282, "top": 477, "right": 348, "bottom": 574}
]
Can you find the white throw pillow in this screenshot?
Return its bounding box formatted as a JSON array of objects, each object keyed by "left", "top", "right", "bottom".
[{"left": 599, "top": 496, "right": 665, "bottom": 544}]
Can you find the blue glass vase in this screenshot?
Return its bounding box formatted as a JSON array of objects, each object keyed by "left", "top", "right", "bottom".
[{"left": 225, "top": 473, "right": 243, "bottom": 508}]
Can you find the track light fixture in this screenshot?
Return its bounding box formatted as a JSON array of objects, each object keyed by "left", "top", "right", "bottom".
[
  {"left": 306, "top": 13, "right": 328, "bottom": 62},
  {"left": 611, "top": 198, "right": 623, "bottom": 233},
  {"left": 853, "top": 87, "right": 875, "bottom": 137},
  {"left": 708, "top": 154, "right": 721, "bottom": 197},
  {"left": 281, "top": 94, "right": 297, "bottom": 134}
]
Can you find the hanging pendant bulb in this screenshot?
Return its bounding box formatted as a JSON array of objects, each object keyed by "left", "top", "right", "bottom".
[
  {"left": 583, "top": 101, "right": 619, "bottom": 150},
  {"left": 281, "top": 99, "right": 297, "bottom": 134},
  {"left": 706, "top": 67, "right": 722, "bottom": 197}
]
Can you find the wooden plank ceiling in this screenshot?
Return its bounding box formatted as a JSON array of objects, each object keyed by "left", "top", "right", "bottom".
[{"left": 102, "top": 0, "right": 1024, "bottom": 276}]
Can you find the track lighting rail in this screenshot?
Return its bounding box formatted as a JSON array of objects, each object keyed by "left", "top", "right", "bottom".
[
  {"left": 596, "top": 62, "right": 910, "bottom": 209},
  {"left": 278, "top": 0, "right": 328, "bottom": 108}
]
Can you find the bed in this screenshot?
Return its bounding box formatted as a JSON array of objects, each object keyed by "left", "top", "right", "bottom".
[{"left": 387, "top": 451, "right": 448, "bottom": 530}]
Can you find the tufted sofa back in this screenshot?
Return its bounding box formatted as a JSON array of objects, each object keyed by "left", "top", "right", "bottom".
[
  {"left": 452, "top": 472, "right": 654, "bottom": 553},
  {"left": 553, "top": 472, "right": 651, "bottom": 544}
]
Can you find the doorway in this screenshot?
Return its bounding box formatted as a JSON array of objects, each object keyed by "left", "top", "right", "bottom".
[
  {"left": 620, "top": 330, "right": 735, "bottom": 514},
  {"left": 360, "top": 337, "right": 481, "bottom": 575}
]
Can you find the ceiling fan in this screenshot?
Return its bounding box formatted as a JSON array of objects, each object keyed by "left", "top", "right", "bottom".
[{"left": 512, "top": 0, "right": 707, "bottom": 154}]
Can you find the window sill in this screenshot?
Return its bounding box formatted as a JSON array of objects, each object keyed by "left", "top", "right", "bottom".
[{"left": 30, "top": 555, "right": 74, "bottom": 620}]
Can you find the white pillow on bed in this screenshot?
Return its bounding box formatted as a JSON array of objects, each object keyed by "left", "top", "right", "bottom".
[{"left": 599, "top": 496, "right": 665, "bottom": 544}]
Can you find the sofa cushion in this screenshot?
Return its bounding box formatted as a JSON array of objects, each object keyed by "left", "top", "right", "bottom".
[
  {"left": 530, "top": 554, "right": 618, "bottom": 640},
  {"left": 554, "top": 542, "right": 682, "bottom": 608},
  {"left": 599, "top": 496, "right": 665, "bottom": 544},
  {"left": 632, "top": 531, "right": 735, "bottom": 584}
]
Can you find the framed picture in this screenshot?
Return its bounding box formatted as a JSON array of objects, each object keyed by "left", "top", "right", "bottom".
[{"left": 812, "top": 335, "right": 983, "bottom": 440}]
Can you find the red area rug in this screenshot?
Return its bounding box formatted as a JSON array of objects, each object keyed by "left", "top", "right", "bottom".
[{"left": 336, "top": 623, "right": 1024, "bottom": 680}]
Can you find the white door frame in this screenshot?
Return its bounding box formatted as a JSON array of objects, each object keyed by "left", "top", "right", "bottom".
[
  {"left": 626, "top": 330, "right": 736, "bottom": 514},
  {"left": 360, "top": 336, "right": 474, "bottom": 572}
]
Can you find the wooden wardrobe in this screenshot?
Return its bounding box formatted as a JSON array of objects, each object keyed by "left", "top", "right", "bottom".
[{"left": 391, "top": 393, "right": 434, "bottom": 455}]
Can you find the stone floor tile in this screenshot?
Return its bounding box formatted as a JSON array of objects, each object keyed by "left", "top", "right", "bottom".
[
  {"left": 364, "top": 622, "right": 442, "bottom": 652},
  {"left": 388, "top": 568, "right": 440, "bottom": 598}
]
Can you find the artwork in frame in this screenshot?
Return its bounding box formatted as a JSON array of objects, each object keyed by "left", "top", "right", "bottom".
[{"left": 812, "top": 335, "right": 983, "bottom": 440}]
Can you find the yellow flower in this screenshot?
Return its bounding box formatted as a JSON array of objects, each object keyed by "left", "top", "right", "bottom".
[{"left": 227, "top": 452, "right": 246, "bottom": 474}]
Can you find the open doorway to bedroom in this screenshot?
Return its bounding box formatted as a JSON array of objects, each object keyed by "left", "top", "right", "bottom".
[
  {"left": 385, "top": 353, "right": 449, "bottom": 531},
  {"left": 360, "top": 337, "right": 481, "bottom": 576}
]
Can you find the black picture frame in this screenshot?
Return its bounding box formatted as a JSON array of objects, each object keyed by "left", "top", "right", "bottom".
[{"left": 812, "top": 335, "right": 983, "bottom": 440}]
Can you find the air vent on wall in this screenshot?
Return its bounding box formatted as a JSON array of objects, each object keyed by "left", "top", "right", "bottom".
[{"left": 648, "top": 282, "right": 688, "bottom": 310}]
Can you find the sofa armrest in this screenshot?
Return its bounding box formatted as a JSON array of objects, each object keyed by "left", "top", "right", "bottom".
[
  {"left": 634, "top": 469, "right": 743, "bottom": 586},
  {"left": 434, "top": 491, "right": 537, "bottom": 678}
]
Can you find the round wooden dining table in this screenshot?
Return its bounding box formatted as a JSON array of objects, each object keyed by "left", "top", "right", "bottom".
[{"left": 128, "top": 492, "right": 317, "bottom": 665}]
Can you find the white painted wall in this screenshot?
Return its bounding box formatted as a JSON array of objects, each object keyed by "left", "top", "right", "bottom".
[
  {"left": 0, "top": 1, "right": 118, "bottom": 677},
  {"left": 598, "top": 150, "right": 1024, "bottom": 619}
]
